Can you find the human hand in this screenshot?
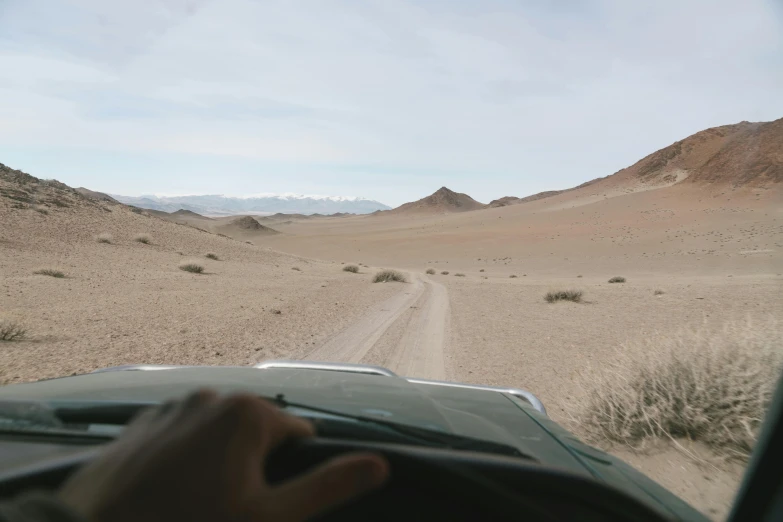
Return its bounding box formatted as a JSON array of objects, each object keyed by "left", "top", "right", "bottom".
[{"left": 58, "top": 390, "right": 389, "bottom": 522}]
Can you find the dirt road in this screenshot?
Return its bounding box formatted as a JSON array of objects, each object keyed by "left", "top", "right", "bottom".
[{"left": 305, "top": 272, "right": 449, "bottom": 380}]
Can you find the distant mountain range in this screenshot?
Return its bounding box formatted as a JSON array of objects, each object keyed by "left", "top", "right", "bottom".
[{"left": 109, "top": 193, "right": 391, "bottom": 216}]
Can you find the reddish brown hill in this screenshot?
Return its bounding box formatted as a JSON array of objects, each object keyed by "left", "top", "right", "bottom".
[
  {"left": 390, "top": 187, "right": 486, "bottom": 214},
  {"left": 490, "top": 117, "right": 782, "bottom": 207},
  {"left": 607, "top": 118, "right": 781, "bottom": 190}
]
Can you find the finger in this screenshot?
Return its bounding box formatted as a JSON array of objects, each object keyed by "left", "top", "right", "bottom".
[
  {"left": 265, "top": 453, "right": 389, "bottom": 522},
  {"left": 218, "top": 395, "right": 314, "bottom": 455},
  {"left": 182, "top": 388, "right": 219, "bottom": 411}
]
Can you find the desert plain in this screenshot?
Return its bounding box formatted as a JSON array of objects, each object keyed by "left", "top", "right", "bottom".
[{"left": 2, "top": 119, "right": 782, "bottom": 520}]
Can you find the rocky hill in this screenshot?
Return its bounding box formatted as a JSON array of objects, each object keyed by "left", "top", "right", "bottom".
[{"left": 389, "top": 187, "right": 486, "bottom": 214}]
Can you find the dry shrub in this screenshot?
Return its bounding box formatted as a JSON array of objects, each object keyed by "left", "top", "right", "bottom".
[
  {"left": 441, "top": 271, "right": 450, "bottom": 275},
  {"left": 480, "top": 269, "right": 485, "bottom": 272},
  {"left": 0, "top": 320, "right": 26, "bottom": 341},
  {"left": 575, "top": 319, "right": 783, "bottom": 459},
  {"left": 179, "top": 262, "right": 204, "bottom": 274},
  {"left": 205, "top": 253, "right": 219, "bottom": 260},
  {"left": 654, "top": 289, "right": 665, "bottom": 295},
  {"left": 373, "top": 270, "right": 406, "bottom": 283},
  {"left": 455, "top": 273, "right": 466, "bottom": 277},
  {"left": 544, "top": 289, "right": 583, "bottom": 303},
  {"left": 426, "top": 268, "right": 436, "bottom": 275},
  {"left": 291, "top": 267, "right": 301, "bottom": 271},
  {"left": 133, "top": 234, "right": 152, "bottom": 244},
  {"left": 96, "top": 233, "right": 113, "bottom": 244},
  {"left": 34, "top": 268, "right": 65, "bottom": 278},
  {"left": 608, "top": 276, "right": 626, "bottom": 283},
  {"left": 343, "top": 265, "right": 359, "bottom": 273},
  {"left": 510, "top": 275, "right": 518, "bottom": 278}
]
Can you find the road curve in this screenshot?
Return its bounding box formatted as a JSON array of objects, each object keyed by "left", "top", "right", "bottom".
[{"left": 305, "top": 272, "right": 449, "bottom": 380}]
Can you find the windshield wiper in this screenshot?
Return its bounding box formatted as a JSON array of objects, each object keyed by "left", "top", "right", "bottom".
[
  {"left": 50, "top": 396, "right": 533, "bottom": 460},
  {"left": 272, "top": 395, "right": 533, "bottom": 460}
]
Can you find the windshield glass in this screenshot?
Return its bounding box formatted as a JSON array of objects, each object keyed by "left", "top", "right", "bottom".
[{"left": 1, "top": 1, "right": 782, "bottom": 520}]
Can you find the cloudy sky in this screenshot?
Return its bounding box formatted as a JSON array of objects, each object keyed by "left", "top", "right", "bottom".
[{"left": 0, "top": 0, "right": 781, "bottom": 206}]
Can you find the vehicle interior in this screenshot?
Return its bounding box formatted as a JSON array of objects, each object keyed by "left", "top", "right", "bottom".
[{"left": 0, "top": 362, "right": 781, "bottom": 522}]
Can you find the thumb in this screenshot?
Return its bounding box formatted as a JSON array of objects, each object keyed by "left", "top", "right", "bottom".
[{"left": 267, "top": 453, "right": 389, "bottom": 522}]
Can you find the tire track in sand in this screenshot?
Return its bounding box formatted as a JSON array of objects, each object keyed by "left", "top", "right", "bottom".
[
  {"left": 304, "top": 273, "right": 449, "bottom": 380},
  {"left": 382, "top": 275, "right": 449, "bottom": 380}
]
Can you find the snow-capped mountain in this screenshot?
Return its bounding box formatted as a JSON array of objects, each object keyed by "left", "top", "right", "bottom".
[{"left": 110, "top": 193, "right": 391, "bottom": 216}]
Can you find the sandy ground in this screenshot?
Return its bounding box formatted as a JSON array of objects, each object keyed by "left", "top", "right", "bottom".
[
  {"left": 0, "top": 202, "right": 400, "bottom": 383},
  {"left": 2, "top": 177, "right": 781, "bottom": 520}
]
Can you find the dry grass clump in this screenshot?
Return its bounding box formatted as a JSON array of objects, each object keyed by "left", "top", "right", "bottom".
[
  {"left": 179, "top": 262, "right": 204, "bottom": 274},
  {"left": 373, "top": 270, "right": 407, "bottom": 283},
  {"left": 575, "top": 319, "right": 783, "bottom": 459},
  {"left": 343, "top": 265, "right": 359, "bottom": 273},
  {"left": 96, "top": 233, "right": 113, "bottom": 244},
  {"left": 479, "top": 269, "right": 485, "bottom": 272},
  {"left": 205, "top": 253, "right": 219, "bottom": 260},
  {"left": 441, "top": 271, "right": 449, "bottom": 275},
  {"left": 544, "top": 289, "right": 583, "bottom": 303},
  {"left": 654, "top": 289, "right": 665, "bottom": 296},
  {"left": 455, "top": 273, "right": 466, "bottom": 277},
  {"left": 608, "top": 276, "right": 626, "bottom": 283},
  {"left": 291, "top": 267, "right": 301, "bottom": 271},
  {"left": 509, "top": 275, "right": 518, "bottom": 278},
  {"left": 426, "top": 268, "right": 436, "bottom": 275},
  {"left": 133, "top": 234, "right": 152, "bottom": 244},
  {"left": 33, "top": 268, "right": 65, "bottom": 278},
  {"left": 0, "top": 320, "right": 26, "bottom": 341}
]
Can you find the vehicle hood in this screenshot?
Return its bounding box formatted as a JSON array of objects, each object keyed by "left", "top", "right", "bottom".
[{"left": 0, "top": 367, "right": 707, "bottom": 521}]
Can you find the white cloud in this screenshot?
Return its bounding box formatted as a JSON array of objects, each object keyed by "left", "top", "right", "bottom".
[{"left": 0, "top": 0, "right": 781, "bottom": 205}]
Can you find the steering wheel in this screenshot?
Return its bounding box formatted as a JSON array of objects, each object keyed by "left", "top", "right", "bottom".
[
  {"left": 266, "top": 438, "right": 673, "bottom": 522},
  {"left": 0, "top": 438, "right": 672, "bottom": 522}
]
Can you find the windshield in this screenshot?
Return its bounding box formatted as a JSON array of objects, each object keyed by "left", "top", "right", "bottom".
[{"left": 1, "top": 1, "right": 782, "bottom": 520}]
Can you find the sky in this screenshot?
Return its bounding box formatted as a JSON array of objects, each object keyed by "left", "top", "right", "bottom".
[{"left": 0, "top": 1, "right": 781, "bottom": 207}]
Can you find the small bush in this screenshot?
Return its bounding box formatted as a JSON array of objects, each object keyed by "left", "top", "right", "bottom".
[
  {"left": 343, "top": 265, "right": 359, "bottom": 273},
  {"left": 455, "top": 273, "right": 466, "bottom": 277},
  {"left": 509, "top": 275, "right": 518, "bottom": 278},
  {"left": 608, "top": 276, "right": 626, "bottom": 283},
  {"left": 426, "top": 268, "right": 436, "bottom": 275},
  {"left": 179, "top": 262, "right": 204, "bottom": 274},
  {"left": 205, "top": 253, "right": 219, "bottom": 260},
  {"left": 292, "top": 267, "right": 301, "bottom": 271},
  {"left": 441, "top": 271, "right": 449, "bottom": 275},
  {"left": 373, "top": 270, "right": 407, "bottom": 283},
  {"left": 96, "top": 233, "right": 113, "bottom": 244},
  {"left": 270, "top": 309, "right": 282, "bottom": 315},
  {"left": 577, "top": 275, "right": 583, "bottom": 278},
  {"left": 575, "top": 319, "right": 783, "bottom": 459},
  {"left": 133, "top": 234, "right": 152, "bottom": 244},
  {"left": 544, "top": 289, "right": 583, "bottom": 303},
  {"left": 480, "top": 269, "right": 485, "bottom": 272},
  {"left": 245, "top": 241, "right": 253, "bottom": 244},
  {"left": 34, "top": 206, "right": 49, "bottom": 215},
  {"left": 34, "top": 268, "right": 65, "bottom": 278},
  {"left": 654, "top": 289, "right": 665, "bottom": 295},
  {"left": 0, "top": 320, "right": 26, "bottom": 341}
]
